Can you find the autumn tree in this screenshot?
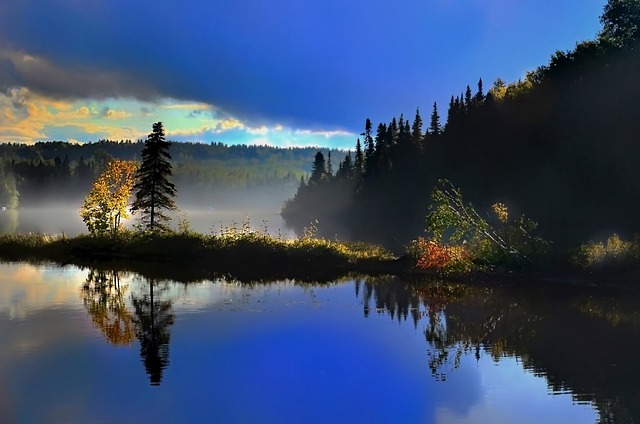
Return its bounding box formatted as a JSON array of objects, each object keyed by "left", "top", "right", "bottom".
[
  {"left": 80, "top": 159, "right": 138, "bottom": 236},
  {"left": 80, "top": 269, "right": 134, "bottom": 346},
  {"left": 130, "top": 122, "right": 177, "bottom": 232}
]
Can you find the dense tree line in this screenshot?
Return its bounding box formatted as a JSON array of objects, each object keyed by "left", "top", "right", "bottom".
[
  {"left": 282, "top": 0, "right": 640, "bottom": 250},
  {"left": 0, "top": 140, "right": 339, "bottom": 207}
]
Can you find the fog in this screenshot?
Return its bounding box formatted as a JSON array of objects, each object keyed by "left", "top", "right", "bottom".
[{"left": 1, "top": 185, "right": 299, "bottom": 238}]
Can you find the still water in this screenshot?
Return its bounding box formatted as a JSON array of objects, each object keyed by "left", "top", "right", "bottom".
[{"left": 2, "top": 262, "right": 638, "bottom": 423}]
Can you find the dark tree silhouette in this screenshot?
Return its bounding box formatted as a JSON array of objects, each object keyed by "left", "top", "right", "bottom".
[
  {"left": 428, "top": 102, "right": 441, "bottom": 136},
  {"left": 130, "top": 122, "right": 177, "bottom": 232},
  {"left": 599, "top": 0, "right": 640, "bottom": 47},
  {"left": 132, "top": 278, "right": 175, "bottom": 386},
  {"left": 309, "top": 151, "right": 327, "bottom": 184}
]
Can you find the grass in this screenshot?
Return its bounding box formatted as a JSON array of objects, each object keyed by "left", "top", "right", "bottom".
[{"left": 0, "top": 227, "right": 398, "bottom": 281}]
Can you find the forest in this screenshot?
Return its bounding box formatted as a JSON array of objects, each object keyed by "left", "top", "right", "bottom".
[
  {"left": 0, "top": 140, "right": 344, "bottom": 210},
  {"left": 282, "top": 1, "right": 640, "bottom": 251}
]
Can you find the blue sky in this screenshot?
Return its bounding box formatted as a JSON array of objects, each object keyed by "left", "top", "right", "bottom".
[{"left": 0, "top": 0, "right": 606, "bottom": 148}]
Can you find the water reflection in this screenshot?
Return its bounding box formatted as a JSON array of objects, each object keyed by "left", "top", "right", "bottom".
[
  {"left": 80, "top": 270, "right": 175, "bottom": 385},
  {"left": 72, "top": 268, "right": 639, "bottom": 421},
  {"left": 131, "top": 278, "right": 175, "bottom": 386},
  {"left": 6, "top": 262, "right": 640, "bottom": 422},
  {"left": 360, "top": 276, "right": 640, "bottom": 423},
  {"left": 80, "top": 270, "right": 134, "bottom": 346}
]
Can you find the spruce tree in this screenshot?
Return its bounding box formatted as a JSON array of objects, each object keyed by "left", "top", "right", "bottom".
[
  {"left": 354, "top": 138, "right": 364, "bottom": 178},
  {"left": 429, "top": 102, "right": 442, "bottom": 136},
  {"left": 464, "top": 85, "right": 472, "bottom": 109},
  {"left": 364, "top": 118, "right": 375, "bottom": 160},
  {"left": 130, "top": 122, "right": 177, "bottom": 232},
  {"left": 411, "top": 107, "right": 423, "bottom": 144},
  {"left": 475, "top": 78, "right": 484, "bottom": 106},
  {"left": 309, "top": 151, "right": 327, "bottom": 184}
]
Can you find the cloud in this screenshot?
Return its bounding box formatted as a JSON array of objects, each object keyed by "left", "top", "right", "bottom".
[
  {"left": 0, "top": 48, "right": 160, "bottom": 101},
  {"left": 100, "top": 106, "right": 132, "bottom": 119},
  {"left": 162, "top": 103, "right": 211, "bottom": 111},
  {"left": 294, "top": 129, "right": 353, "bottom": 138},
  {"left": 0, "top": 87, "right": 146, "bottom": 143},
  {"left": 246, "top": 126, "right": 269, "bottom": 135},
  {"left": 217, "top": 118, "right": 245, "bottom": 132}
]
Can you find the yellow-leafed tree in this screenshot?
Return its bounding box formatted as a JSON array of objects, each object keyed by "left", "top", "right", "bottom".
[{"left": 80, "top": 159, "right": 139, "bottom": 236}]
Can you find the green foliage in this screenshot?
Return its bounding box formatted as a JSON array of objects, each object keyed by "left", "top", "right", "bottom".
[
  {"left": 599, "top": 0, "right": 640, "bottom": 48},
  {"left": 424, "top": 180, "right": 548, "bottom": 269}
]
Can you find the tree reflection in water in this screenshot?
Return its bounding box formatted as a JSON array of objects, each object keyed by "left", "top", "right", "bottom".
[
  {"left": 80, "top": 270, "right": 134, "bottom": 346},
  {"left": 78, "top": 268, "right": 640, "bottom": 421},
  {"left": 131, "top": 278, "right": 175, "bottom": 386},
  {"left": 80, "top": 269, "right": 175, "bottom": 386},
  {"left": 358, "top": 276, "right": 640, "bottom": 424}
]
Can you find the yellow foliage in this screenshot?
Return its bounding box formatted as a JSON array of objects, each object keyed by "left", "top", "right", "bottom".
[
  {"left": 80, "top": 159, "right": 139, "bottom": 236},
  {"left": 575, "top": 233, "right": 636, "bottom": 268},
  {"left": 492, "top": 203, "right": 509, "bottom": 224}
]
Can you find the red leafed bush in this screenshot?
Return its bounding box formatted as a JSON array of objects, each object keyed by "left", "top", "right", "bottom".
[{"left": 408, "top": 237, "right": 470, "bottom": 272}]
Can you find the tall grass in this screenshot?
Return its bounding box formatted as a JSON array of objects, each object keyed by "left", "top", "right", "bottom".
[{"left": 0, "top": 225, "right": 395, "bottom": 268}]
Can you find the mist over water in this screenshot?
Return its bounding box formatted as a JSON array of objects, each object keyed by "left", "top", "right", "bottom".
[
  {"left": 0, "top": 181, "right": 300, "bottom": 237},
  {"left": 0, "top": 204, "right": 297, "bottom": 238}
]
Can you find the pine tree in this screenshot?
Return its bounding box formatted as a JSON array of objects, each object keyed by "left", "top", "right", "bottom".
[
  {"left": 411, "top": 107, "right": 423, "bottom": 144},
  {"left": 464, "top": 85, "right": 472, "bottom": 110},
  {"left": 364, "top": 118, "right": 375, "bottom": 161},
  {"left": 354, "top": 138, "right": 364, "bottom": 178},
  {"left": 474, "top": 78, "right": 484, "bottom": 106},
  {"left": 309, "top": 151, "right": 327, "bottom": 184},
  {"left": 429, "top": 102, "right": 442, "bottom": 136},
  {"left": 398, "top": 114, "right": 407, "bottom": 146},
  {"left": 130, "top": 122, "right": 177, "bottom": 232}
]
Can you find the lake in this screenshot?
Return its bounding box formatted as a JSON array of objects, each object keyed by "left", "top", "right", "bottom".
[{"left": 2, "top": 262, "right": 638, "bottom": 423}]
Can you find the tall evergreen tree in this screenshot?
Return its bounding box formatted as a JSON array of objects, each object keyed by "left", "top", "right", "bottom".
[
  {"left": 464, "top": 85, "right": 473, "bottom": 109},
  {"left": 474, "top": 78, "right": 484, "bottom": 106},
  {"left": 354, "top": 138, "right": 364, "bottom": 178},
  {"left": 364, "top": 118, "right": 375, "bottom": 160},
  {"left": 309, "top": 151, "right": 327, "bottom": 184},
  {"left": 130, "top": 122, "right": 177, "bottom": 232},
  {"left": 411, "top": 107, "right": 423, "bottom": 144},
  {"left": 429, "top": 102, "right": 442, "bottom": 136}
]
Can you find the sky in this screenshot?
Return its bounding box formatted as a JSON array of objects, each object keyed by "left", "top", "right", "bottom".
[{"left": 0, "top": 0, "right": 607, "bottom": 149}]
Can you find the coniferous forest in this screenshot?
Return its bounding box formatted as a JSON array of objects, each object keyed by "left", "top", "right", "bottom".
[
  {"left": 0, "top": 141, "right": 343, "bottom": 210},
  {"left": 282, "top": 2, "right": 640, "bottom": 250}
]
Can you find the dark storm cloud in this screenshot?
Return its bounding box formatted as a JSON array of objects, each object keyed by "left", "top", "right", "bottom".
[
  {"left": 0, "top": 0, "right": 606, "bottom": 131},
  {"left": 0, "top": 49, "right": 160, "bottom": 101}
]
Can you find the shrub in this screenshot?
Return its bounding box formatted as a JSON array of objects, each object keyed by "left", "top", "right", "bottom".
[{"left": 574, "top": 234, "right": 638, "bottom": 269}]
